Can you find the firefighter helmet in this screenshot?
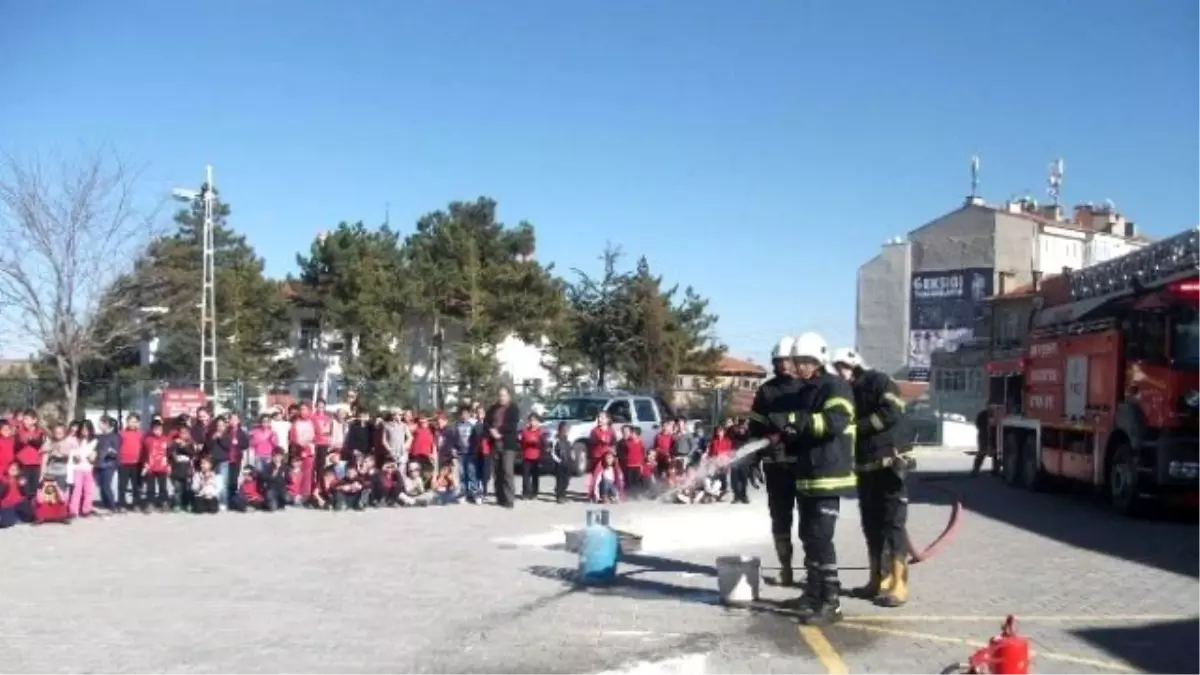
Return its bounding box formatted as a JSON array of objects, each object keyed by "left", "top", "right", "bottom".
[
  {"left": 831, "top": 347, "right": 863, "bottom": 370},
  {"left": 791, "top": 332, "right": 829, "bottom": 365},
  {"left": 770, "top": 336, "right": 796, "bottom": 361}
]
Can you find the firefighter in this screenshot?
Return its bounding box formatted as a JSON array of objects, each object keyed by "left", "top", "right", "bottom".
[
  {"left": 831, "top": 347, "right": 912, "bottom": 608},
  {"left": 744, "top": 336, "right": 812, "bottom": 587},
  {"left": 774, "top": 332, "right": 857, "bottom": 625}
]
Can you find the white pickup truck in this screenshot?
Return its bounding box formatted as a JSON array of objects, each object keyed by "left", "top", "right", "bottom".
[{"left": 537, "top": 392, "right": 695, "bottom": 475}]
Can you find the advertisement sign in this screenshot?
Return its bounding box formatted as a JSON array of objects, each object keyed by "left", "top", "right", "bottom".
[{"left": 907, "top": 267, "right": 993, "bottom": 378}]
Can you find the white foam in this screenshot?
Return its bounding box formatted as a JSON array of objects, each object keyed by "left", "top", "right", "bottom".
[
  {"left": 595, "top": 653, "right": 708, "bottom": 675},
  {"left": 623, "top": 508, "right": 769, "bottom": 554},
  {"left": 492, "top": 524, "right": 574, "bottom": 548}
]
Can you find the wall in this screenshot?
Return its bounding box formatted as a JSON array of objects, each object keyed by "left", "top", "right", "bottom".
[
  {"left": 1086, "top": 232, "right": 1144, "bottom": 266},
  {"left": 991, "top": 211, "right": 1039, "bottom": 286},
  {"left": 855, "top": 240, "right": 910, "bottom": 377},
  {"left": 1037, "top": 227, "right": 1087, "bottom": 274},
  {"left": 909, "top": 206, "right": 996, "bottom": 271}
]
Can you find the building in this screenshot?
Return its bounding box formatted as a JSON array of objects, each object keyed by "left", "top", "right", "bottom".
[
  {"left": 855, "top": 195, "right": 1147, "bottom": 384},
  {"left": 673, "top": 356, "right": 767, "bottom": 417}
]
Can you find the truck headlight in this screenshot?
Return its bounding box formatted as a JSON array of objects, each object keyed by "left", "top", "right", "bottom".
[
  {"left": 1185, "top": 390, "right": 1200, "bottom": 409},
  {"left": 1168, "top": 461, "right": 1199, "bottom": 480}
]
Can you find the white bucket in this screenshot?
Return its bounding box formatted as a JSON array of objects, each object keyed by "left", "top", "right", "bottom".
[{"left": 715, "top": 555, "right": 761, "bottom": 606}]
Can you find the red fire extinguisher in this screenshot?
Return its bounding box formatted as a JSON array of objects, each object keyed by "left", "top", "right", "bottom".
[{"left": 963, "top": 616, "right": 1030, "bottom": 675}]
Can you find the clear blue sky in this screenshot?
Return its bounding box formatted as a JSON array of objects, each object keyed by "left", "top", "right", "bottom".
[{"left": 3, "top": 0, "right": 1196, "bottom": 361}]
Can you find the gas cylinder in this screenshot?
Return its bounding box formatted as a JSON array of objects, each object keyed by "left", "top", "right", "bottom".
[
  {"left": 577, "top": 509, "right": 619, "bottom": 585},
  {"left": 965, "top": 616, "right": 1030, "bottom": 675}
]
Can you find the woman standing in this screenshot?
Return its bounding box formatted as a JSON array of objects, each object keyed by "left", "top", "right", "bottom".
[{"left": 484, "top": 386, "right": 521, "bottom": 508}]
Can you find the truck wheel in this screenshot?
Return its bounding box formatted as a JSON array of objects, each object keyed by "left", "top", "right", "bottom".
[
  {"left": 1108, "top": 440, "right": 1142, "bottom": 516},
  {"left": 572, "top": 441, "right": 590, "bottom": 477},
  {"left": 1020, "top": 435, "right": 1043, "bottom": 492},
  {"left": 1002, "top": 433, "right": 1022, "bottom": 486}
]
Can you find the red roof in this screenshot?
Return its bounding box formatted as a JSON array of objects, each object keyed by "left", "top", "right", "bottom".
[{"left": 714, "top": 356, "right": 768, "bottom": 376}]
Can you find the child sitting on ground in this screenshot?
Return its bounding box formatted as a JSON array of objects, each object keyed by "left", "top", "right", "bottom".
[
  {"left": 334, "top": 465, "right": 369, "bottom": 511},
  {"left": 261, "top": 450, "right": 289, "bottom": 511},
  {"left": 373, "top": 460, "right": 401, "bottom": 506},
  {"left": 398, "top": 461, "right": 434, "bottom": 506},
  {"left": 311, "top": 468, "right": 339, "bottom": 510},
  {"left": 0, "top": 461, "right": 31, "bottom": 528},
  {"left": 590, "top": 450, "right": 623, "bottom": 504},
  {"left": 231, "top": 466, "right": 265, "bottom": 512},
  {"left": 432, "top": 463, "right": 461, "bottom": 504},
  {"left": 286, "top": 457, "right": 304, "bottom": 505},
  {"left": 34, "top": 477, "right": 71, "bottom": 524},
  {"left": 191, "top": 458, "right": 222, "bottom": 514}
]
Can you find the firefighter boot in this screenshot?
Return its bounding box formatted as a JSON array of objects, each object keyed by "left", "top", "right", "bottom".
[
  {"left": 785, "top": 571, "right": 821, "bottom": 616},
  {"left": 774, "top": 537, "right": 795, "bottom": 587},
  {"left": 799, "top": 581, "right": 844, "bottom": 626},
  {"left": 874, "top": 557, "right": 909, "bottom": 608},
  {"left": 850, "top": 551, "right": 882, "bottom": 599}
]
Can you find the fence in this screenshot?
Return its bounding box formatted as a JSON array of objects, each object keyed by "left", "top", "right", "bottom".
[{"left": 0, "top": 377, "right": 746, "bottom": 429}]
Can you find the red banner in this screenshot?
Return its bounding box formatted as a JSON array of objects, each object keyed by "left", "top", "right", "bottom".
[{"left": 160, "top": 388, "right": 206, "bottom": 420}]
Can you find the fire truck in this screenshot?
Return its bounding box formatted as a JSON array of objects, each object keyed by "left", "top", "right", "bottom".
[{"left": 988, "top": 227, "right": 1199, "bottom": 514}]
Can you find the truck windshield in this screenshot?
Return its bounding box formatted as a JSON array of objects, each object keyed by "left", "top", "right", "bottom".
[
  {"left": 1172, "top": 308, "right": 1199, "bottom": 367},
  {"left": 542, "top": 398, "right": 605, "bottom": 421}
]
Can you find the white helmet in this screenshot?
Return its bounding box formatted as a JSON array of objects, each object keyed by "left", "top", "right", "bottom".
[
  {"left": 831, "top": 347, "right": 863, "bottom": 370},
  {"left": 791, "top": 332, "right": 829, "bottom": 365},
  {"left": 770, "top": 336, "right": 796, "bottom": 360}
]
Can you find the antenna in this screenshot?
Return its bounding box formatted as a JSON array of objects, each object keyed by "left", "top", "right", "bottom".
[
  {"left": 1048, "top": 158, "right": 1064, "bottom": 206},
  {"left": 200, "top": 165, "right": 218, "bottom": 399},
  {"left": 969, "top": 155, "right": 981, "bottom": 197},
  {"left": 384, "top": 202, "right": 390, "bottom": 228}
]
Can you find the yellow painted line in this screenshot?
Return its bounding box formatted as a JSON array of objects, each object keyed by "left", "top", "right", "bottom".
[
  {"left": 844, "top": 614, "right": 1193, "bottom": 624},
  {"left": 797, "top": 625, "right": 848, "bottom": 675},
  {"left": 841, "top": 622, "right": 1137, "bottom": 673}
]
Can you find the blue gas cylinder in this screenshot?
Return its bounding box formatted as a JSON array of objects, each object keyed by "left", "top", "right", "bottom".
[{"left": 577, "top": 509, "right": 619, "bottom": 584}]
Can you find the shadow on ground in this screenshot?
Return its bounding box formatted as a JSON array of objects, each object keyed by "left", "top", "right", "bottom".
[
  {"left": 1071, "top": 617, "right": 1200, "bottom": 674},
  {"left": 907, "top": 467, "right": 1199, "bottom": 578},
  {"left": 522, "top": 552, "right": 882, "bottom": 658}
]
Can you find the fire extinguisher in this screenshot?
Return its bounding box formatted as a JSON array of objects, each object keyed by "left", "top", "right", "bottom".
[{"left": 941, "top": 616, "right": 1030, "bottom": 675}]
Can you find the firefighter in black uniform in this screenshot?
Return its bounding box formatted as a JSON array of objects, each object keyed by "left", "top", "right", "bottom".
[
  {"left": 831, "top": 347, "right": 912, "bottom": 608},
  {"left": 773, "top": 332, "right": 857, "bottom": 625},
  {"left": 744, "top": 336, "right": 812, "bottom": 587}
]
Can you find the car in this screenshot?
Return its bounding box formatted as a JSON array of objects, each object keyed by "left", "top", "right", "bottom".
[{"left": 537, "top": 392, "right": 680, "bottom": 476}]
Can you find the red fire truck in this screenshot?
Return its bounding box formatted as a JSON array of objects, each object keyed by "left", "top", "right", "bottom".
[{"left": 989, "top": 227, "right": 1199, "bottom": 514}]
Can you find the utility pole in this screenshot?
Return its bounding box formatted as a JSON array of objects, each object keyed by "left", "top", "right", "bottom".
[{"left": 173, "top": 166, "right": 219, "bottom": 399}]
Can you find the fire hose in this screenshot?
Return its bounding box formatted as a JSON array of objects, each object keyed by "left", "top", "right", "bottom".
[{"left": 724, "top": 440, "right": 964, "bottom": 565}]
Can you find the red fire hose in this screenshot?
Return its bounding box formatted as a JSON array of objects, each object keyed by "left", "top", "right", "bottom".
[{"left": 905, "top": 474, "right": 964, "bottom": 565}]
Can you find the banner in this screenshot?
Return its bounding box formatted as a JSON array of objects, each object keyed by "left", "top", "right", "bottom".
[{"left": 906, "top": 268, "right": 993, "bottom": 377}]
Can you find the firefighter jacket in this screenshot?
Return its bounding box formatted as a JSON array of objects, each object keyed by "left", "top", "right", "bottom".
[
  {"left": 745, "top": 375, "right": 812, "bottom": 466},
  {"left": 774, "top": 371, "right": 857, "bottom": 496},
  {"left": 852, "top": 369, "right": 912, "bottom": 471}
]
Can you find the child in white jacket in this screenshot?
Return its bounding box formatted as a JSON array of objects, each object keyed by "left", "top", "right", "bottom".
[{"left": 191, "top": 458, "right": 222, "bottom": 514}]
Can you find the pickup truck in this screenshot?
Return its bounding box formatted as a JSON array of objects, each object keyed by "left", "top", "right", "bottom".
[{"left": 537, "top": 393, "right": 685, "bottom": 476}]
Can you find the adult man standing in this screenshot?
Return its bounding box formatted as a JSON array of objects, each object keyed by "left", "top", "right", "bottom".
[
  {"left": 776, "top": 332, "right": 857, "bottom": 625},
  {"left": 831, "top": 347, "right": 912, "bottom": 608},
  {"left": 484, "top": 386, "right": 521, "bottom": 508},
  {"left": 745, "top": 336, "right": 810, "bottom": 585}
]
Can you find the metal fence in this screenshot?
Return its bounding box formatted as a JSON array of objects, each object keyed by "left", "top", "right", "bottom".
[{"left": 0, "top": 376, "right": 745, "bottom": 428}]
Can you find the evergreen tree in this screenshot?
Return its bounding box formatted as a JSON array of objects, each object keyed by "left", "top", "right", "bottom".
[
  {"left": 566, "top": 244, "right": 636, "bottom": 389},
  {"left": 123, "top": 192, "right": 291, "bottom": 383}
]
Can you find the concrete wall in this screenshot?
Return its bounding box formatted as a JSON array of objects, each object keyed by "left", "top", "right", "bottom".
[
  {"left": 908, "top": 206, "right": 996, "bottom": 272},
  {"left": 855, "top": 241, "right": 910, "bottom": 377},
  {"left": 992, "top": 211, "right": 1039, "bottom": 287}
]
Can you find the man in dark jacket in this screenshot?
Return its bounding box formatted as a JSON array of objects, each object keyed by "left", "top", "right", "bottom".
[
  {"left": 832, "top": 348, "right": 912, "bottom": 608},
  {"left": 484, "top": 386, "right": 522, "bottom": 508}
]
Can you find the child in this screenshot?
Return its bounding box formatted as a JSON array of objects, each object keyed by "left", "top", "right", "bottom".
[
  {"left": 261, "top": 450, "right": 289, "bottom": 511},
  {"left": 619, "top": 425, "right": 647, "bottom": 499},
  {"left": 169, "top": 419, "right": 195, "bottom": 512},
  {"left": 706, "top": 426, "right": 734, "bottom": 501},
  {"left": 0, "top": 421, "right": 14, "bottom": 479},
  {"left": 334, "top": 465, "right": 369, "bottom": 511},
  {"left": 590, "top": 450, "right": 623, "bottom": 504},
  {"left": 518, "top": 413, "right": 543, "bottom": 500},
  {"left": 286, "top": 457, "right": 304, "bottom": 506},
  {"left": 15, "top": 410, "right": 45, "bottom": 496},
  {"left": 140, "top": 419, "right": 171, "bottom": 512},
  {"left": 0, "top": 462, "right": 31, "bottom": 528},
  {"left": 409, "top": 415, "right": 435, "bottom": 477},
  {"left": 398, "top": 462, "right": 433, "bottom": 506},
  {"left": 94, "top": 415, "right": 119, "bottom": 512},
  {"left": 325, "top": 449, "right": 345, "bottom": 479},
  {"left": 432, "top": 463, "right": 461, "bottom": 505},
  {"left": 41, "top": 424, "right": 71, "bottom": 493},
  {"left": 288, "top": 403, "right": 317, "bottom": 501},
  {"left": 191, "top": 458, "right": 221, "bottom": 514},
  {"left": 249, "top": 415, "right": 278, "bottom": 473},
  {"left": 373, "top": 460, "right": 401, "bottom": 506},
  {"left": 231, "top": 466, "right": 265, "bottom": 512},
  {"left": 67, "top": 421, "right": 97, "bottom": 518},
  {"left": 652, "top": 419, "right": 675, "bottom": 478},
  {"left": 310, "top": 468, "right": 339, "bottom": 510},
  {"left": 117, "top": 413, "right": 143, "bottom": 511},
  {"left": 33, "top": 478, "right": 71, "bottom": 525},
  {"left": 547, "top": 421, "right": 572, "bottom": 504}
]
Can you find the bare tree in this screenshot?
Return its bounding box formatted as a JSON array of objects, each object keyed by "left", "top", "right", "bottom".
[{"left": 0, "top": 150, "right": 158, "bottom": 419}]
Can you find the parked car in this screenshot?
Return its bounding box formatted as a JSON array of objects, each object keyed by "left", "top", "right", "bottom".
[{"left": 537, "top": 392, "right": 681, "bottom": 476}]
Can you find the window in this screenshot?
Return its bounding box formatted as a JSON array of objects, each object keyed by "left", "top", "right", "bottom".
[
  {"left": 1124, "top": 311, "right": 1168, "bottom": 364},
  {"left": 606, "top": 399, "right": 632, "bottom": 424},
  {"left": 298, "top": 319, "right": 320, "bottom": 351},
  {"left": 634, "top": 398, "right": 658, "bottom": 424}
]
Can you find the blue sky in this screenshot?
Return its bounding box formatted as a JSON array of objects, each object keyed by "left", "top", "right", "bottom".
[{"left": 2, "top": 0, "right": 1196, "bottom": 361}]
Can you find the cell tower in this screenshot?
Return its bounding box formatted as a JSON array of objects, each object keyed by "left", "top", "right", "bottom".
[
  {"left": 1048, "top": 158, "right": 1064, "bottom": 206},
  {"left": 199, "top": 166, "right": 218, "bottom": 398},
  {"left": 970, "top": 155, "right": 981, "bottom": 197}
]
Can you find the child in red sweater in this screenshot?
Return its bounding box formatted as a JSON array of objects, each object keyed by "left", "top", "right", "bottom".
[
  {"left": 117, "top": 413, "right": 143, "bottom": 512},
  {"left": 618, "top": 425, "right": 647, "bottom": 499},
  {"left": 0, "top": 461, "right": 31, "bottom": 528}
]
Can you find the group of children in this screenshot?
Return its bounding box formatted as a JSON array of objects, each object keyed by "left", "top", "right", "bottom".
[{"left": 0, "top": 398, "right": 755, "bottom": 529}]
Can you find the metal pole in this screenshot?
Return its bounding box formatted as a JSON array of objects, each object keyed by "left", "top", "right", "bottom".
[{"left": 199, "top": 165, "right": 218, "bottom": 399}]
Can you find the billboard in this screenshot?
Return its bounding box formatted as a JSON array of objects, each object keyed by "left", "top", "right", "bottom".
[{"left": 906, "top": 267, "right": 993, "bottom": 379}]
